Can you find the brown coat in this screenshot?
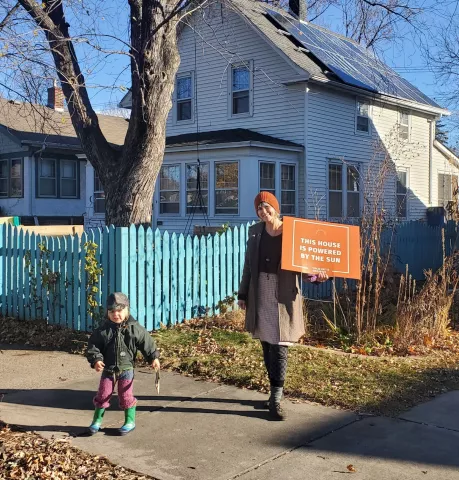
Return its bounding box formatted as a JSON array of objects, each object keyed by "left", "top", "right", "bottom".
[{"left": 238, "top": 222, "right": 305, "bottom": 343}]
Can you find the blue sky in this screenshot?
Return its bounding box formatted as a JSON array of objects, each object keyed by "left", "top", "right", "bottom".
[{"left": 73, "top": 0, "right": 458, "bottom": 144}]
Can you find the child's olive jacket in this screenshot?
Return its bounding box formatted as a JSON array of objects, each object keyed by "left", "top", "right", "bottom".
[{"left": 86, "top": 316, "right": 159, "bottom": 372}]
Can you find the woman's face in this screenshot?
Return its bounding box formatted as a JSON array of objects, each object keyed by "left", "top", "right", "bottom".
[{"left": 257, "top": 202, "right": 278, "bottom": 224}]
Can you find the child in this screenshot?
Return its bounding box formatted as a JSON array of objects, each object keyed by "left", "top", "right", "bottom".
[{"left": 86, "top": 292, "right": 160, "bottom": 436}]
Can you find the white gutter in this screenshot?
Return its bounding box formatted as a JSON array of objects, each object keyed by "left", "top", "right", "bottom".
[{"left": 309, "top": 77, "right": 450, "bottom": 117}]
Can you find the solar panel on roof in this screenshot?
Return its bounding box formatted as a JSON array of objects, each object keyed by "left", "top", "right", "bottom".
[{"left": 266, "top": 9, "right": 440, "bottom": 108}]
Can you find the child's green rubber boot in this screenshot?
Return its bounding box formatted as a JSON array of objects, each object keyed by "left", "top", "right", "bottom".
[
  {"left": 119, "top": 406, "right": 136, "bottom": 436},
  {"left": 89, "top": 407, "right": 105, "bottom": 435}
]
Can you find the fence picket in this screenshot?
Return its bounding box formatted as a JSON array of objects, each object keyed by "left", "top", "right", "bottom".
[
  {"left": 6, "top": 225, "right": 13, "bottom": 317},
  {"left": 162, "top": 231, "right": 170, "bottom": 325},
  {"left": 23, "top": 232, "right": 30, "bottom": 321},
  {"left": 0, "top": 224, "right": 6, "bottom": 318},
  {"left": 185, "top": 235, "right": 192, "bottom": 320},
  {"left": 154, "top": 229, "right": 162, "bottom": 330},
  {"left": 171, "top": 233, "right": 178, "bottom": 325},
  {"left": 178, "top": 234, "right": 185, "bottom": 324},
  {"left": 193, "top": 236, "right": 199, "bottom": 317},
  {"left": 73, "top": 234, "right": 80, "bottom": 330},
  {"left": 220, "top": 232, "right": 226, "bottom": 300},
  {"left": 18, "top": 229, "right": 24, "bottom": 320},
  {"left": 206, "top": 235, "right": 213, "bottom": 314},
  {"left": 213, "top": 233, "right": 220, "bottom": 314},
  {"left": 226, "top": 228, "right": 233, "bottom": 299},
  {"left": 80, "top": 233, "right": 88, "bottom": 331},
  {"left": 129, "top": 224, "right": 138, "bottom": 319},
  {"left": 138, "top": 226, "right": 146, "bottom": 327},
  {"left": 12, "top": 227, "right": 18, "bottom": 318},
  {"left": 146, "top": 228, "right": 154, "bottom": 330},
  {"left": 200, "top": 235, "right": 207, "bottom": 314},
  {"left": 59, "top": 236, "right": 67, "bottom": 327},
  {"left": 66, "top": 235, "right": 73, "bottom": 328}
]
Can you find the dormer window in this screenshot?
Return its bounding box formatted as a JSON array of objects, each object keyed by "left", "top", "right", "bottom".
[
  {"left": 229, "top": 61, "right": 253, "bottom": 117},
  {"left": 175, "top": 72, "right": 194, "bottom": 123},
  {"left": 355, "top": 100, "right": 370, "bottom": 134}
]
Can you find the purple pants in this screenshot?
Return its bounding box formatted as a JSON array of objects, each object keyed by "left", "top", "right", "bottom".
[{"left": 93, "top": 369, "right": 136, "bottom": 410}]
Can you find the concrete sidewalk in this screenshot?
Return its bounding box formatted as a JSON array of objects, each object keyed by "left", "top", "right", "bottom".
[{"left": 1, "top": 345, "right": 459, "bottom": 480}]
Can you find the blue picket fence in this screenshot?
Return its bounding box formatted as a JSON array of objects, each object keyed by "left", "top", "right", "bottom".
[{"left": 0, "top": 221, "right": 457, "bottom": 331}]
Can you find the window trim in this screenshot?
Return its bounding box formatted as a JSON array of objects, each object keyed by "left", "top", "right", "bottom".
[
  {"left": 280, "top": 162, "right": 297, "bottom": 216},
  {"left": 0, "top": 157, "right": 24, "bottom": 199},
  {"left": 159, "top": 163, "right": 181, "bottom": 216},
  {"left": 186, "top": 162, "right": 209, "bottom": 216},
  {"left": 327, "top": 160, "right": 362, "bottom": 219},
  {"left": 60, "top": 158, "right": 79, "bottom": 199},
  {"left": 355, "top": 99, "right": 371, "bottom": 136},
  {"left": 399, "top": 110, "right": 410, "bottom": 142},
  {"left": 396, "top": 168, "right": 409, "bottom": 219},
  {"left": 173, "top": 71, "right": 195, "bottom": 125},
  {"left": 38, "top": 158, "right": 58, "bottom": 198},
  {"left": 228, "top": 60, "right": 254, "bottom": 119},
  {"left": 214, "top": 160, "right": 240, "bottom": 216}
]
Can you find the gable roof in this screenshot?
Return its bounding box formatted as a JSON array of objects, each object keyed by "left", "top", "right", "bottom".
[
  {"left": 0, "top": 98, "right": 129, "bottom": 150},
  {"left": 216, "top": 0, "right": 449, "bottom": 115}
]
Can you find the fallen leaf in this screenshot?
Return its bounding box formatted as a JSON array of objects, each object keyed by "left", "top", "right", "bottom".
[{"left": 347, "top": 464, "right": 356, "bottom": 472}]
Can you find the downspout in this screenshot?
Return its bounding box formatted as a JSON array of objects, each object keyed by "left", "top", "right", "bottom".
[{"left": 304, "top": 82, "right": 309, "bottom": 218}]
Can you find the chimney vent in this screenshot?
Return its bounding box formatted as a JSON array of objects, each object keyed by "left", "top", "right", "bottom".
[
  {"left": 47, "top": 80, "right": 64, "bottom": 112},
  {"left": 288, "top": 0, "right": 307, "bottom": 21}
]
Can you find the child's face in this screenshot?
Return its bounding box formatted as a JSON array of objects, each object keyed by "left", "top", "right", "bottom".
[{"left": 107, "top": 307, "right": 129, "bottom": 323}]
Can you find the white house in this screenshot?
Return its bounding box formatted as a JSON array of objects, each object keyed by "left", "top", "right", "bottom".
[{"left": 1, "top": 0, "right": 458, "bottom": 231}]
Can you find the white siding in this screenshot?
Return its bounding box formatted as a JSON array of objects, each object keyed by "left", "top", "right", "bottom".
[
  {"left": 168, "top": 5, "right": 305, "bottom": 146},
  {"left": 305, "top": 84, "right": 435, "bottom": 221}
]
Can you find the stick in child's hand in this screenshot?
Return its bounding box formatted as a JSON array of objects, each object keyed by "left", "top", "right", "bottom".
[{"left": 155, "top": 369, "right": 160, "bottom": 395}]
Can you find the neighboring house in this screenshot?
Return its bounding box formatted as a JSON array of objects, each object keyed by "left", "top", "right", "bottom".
[
  {"left": 0, "top": 92, "right": 127, "bottom": 225},
  {"left": 2, "top": 0, "right": 457, "bottom": 231}
]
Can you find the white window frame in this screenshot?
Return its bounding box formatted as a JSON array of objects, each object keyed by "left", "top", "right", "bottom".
[
  {"left": 215, "top": 161, "right": 239, "bottom": 215},
  {"left": 228, "top": 60, "right": 254, "bottom": 119},
  {"left": 327, "top": 160, "right": 362, "bottom": 219},
  {"left": 259, "top": 161, "right": 276, "bottom": 196},
  {"left": 93, "top": 169, "right": 105, "bottom": 216},
  {"left": 186, "top": 162, "right": 209, "bottom": 215},
  {"left": 399, "top": 110, "right": 410, "bottom": 141},
  {"left": 60, "top": 159, "right": 78, "bottom": 199},
  {"left": 396, "top": 168, "right": 409, "bottom": 219},
  {"left": 38, "top": 158, "right": 57, "bottom": 198},
  {"left": 280, "top": 163, "right": 297, "bottom": 216},
  {"left": 174, "top": 71, "right": 194, "bottom": 125},
  {"left": 159, "top": 164, "right": 181, "bottom": 216},
  {"left": 355, "top": 99, "right": 371, "bottom": 136}
]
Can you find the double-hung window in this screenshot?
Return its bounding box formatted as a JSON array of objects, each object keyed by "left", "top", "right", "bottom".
[
  {"left": 356, "top": 100, "right": 370, "bottom": 134},
  {"left": 38, "top": 158, "right": 57, "bottom": 197},
  {"left": 60, "top": 159, "right": 78, "bottom": 198},
  {"left": 160, "top": 165, "right": 180, "bottom": 214},
  {"left": 0, "top": 158, "right": 22, "bottom": 198},
  {"left": 281, "top": 164, "right": 296, "bottom": 214},
  {"left": 399, "top": 111, "right": 410, "bottom": 141},
  {"left": 230, "top": 62, "right": 252, "bottom": 116},
  {"left": 93, "top": 170, "right": 105, "bottom": 214},
  {"left": 186, "top": 163, "right": 208, "bottom": 214},
  {"left": 215, "top": 162, "right": 238, "bottom": 214},
  {"left": 328, "top": 162, "right": 361, "bottom": 218},
  {"left": 176, "top": 72, "right": 193, "bottom": 122},
  {"left": 259, "top": 162, "right": 275, "bottom": 195}
]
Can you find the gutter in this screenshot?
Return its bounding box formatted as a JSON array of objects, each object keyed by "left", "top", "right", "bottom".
[
  {"left": 164, "top": 140, "right": 304, "bottom": 153},
  {"left": 308, "top": 77, "right": 450, "bottom": 117}
]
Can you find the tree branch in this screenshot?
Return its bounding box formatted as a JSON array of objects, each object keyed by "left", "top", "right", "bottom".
[{"left": 0, "top": 2, "right": 20, "bottom": 32}]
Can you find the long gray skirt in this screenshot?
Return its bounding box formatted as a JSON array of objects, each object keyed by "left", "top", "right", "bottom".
[{"left": 253, "top": 273, "right": 293, "bottom": 346}]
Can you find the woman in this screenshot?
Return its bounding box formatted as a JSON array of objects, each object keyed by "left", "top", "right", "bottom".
[{"left": 237, "top": 192, "right": 328, "bottom": 421}]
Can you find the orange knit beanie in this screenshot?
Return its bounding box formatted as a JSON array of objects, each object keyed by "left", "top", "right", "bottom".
[{"left": 254, "top": 191, "right": 280, "bottom": 214}]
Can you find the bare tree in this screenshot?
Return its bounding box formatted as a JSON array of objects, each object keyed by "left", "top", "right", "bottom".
[{"left": 0, "top": 0, "right": 443, "bottom": 227}]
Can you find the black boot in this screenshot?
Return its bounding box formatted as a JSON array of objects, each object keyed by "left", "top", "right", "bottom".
[{"left": 268, "top": 387, "right": 287, "bottom": 420}]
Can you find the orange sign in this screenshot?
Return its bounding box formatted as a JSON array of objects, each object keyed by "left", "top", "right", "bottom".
[{"left": 281, "top": 217, "right": 361, "bottom": 279}]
